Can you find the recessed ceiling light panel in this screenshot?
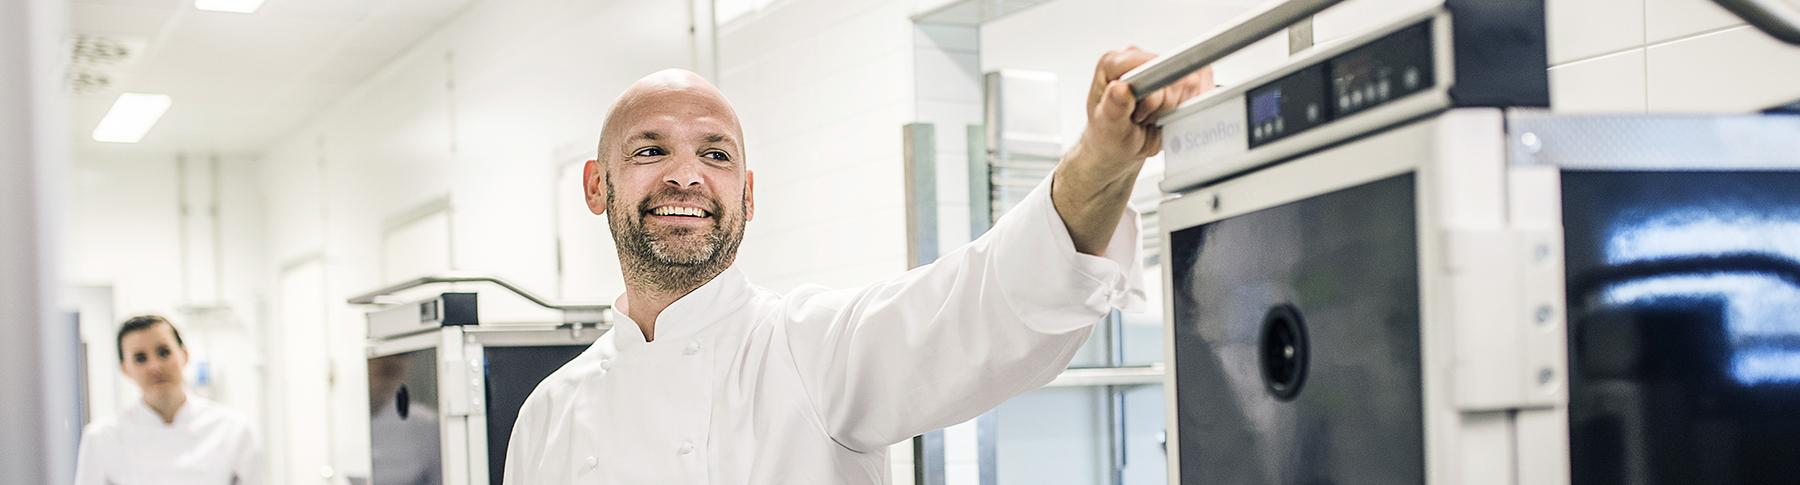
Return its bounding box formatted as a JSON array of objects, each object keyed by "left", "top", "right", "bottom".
[
  {"left": 92, "top": 93, "right": 172, "bottom": 143},
  {"left": 195, "top": 0, "right": 266, "bottom": 13}
]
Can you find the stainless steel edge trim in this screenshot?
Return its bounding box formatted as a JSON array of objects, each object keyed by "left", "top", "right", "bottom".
[
  {"left": 1161, "top": 89, "right": 1451, "bottom": 193},
  {"left": 366, "top": 329, "right": 443, "bottom": 357},
  {"left": 464, "top": 325, "right": 607, "bottom": 347},
  {"left": 1505, "top": 113, "right": 1800, "bottom": 170}
]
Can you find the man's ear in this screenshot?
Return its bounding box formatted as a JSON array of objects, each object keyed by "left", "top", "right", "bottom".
[
  {"left": 583, "top": 159, "right": 607, "bottom": 216},
  {"left": 744, "top": 169, "right": 755, "bottom": 222}
]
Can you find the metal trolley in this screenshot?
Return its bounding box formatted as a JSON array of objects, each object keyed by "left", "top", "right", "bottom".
[
  {"left": 349, "top": 275, "right": 610, "bottom": 485},
  {"left": 1135, "top": 0, "right": 1800, "bottom": 483}
]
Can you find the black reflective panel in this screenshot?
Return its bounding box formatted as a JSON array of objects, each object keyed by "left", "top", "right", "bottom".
[
  {"left": 1563, "top": 171, "right": 1800, "bottom": 485},
  {"left": 370, "top": 349, "right": 442, "bottom": 485},
  {"left": 1171, "top": 174, "right": 1422, "bottom": 485},
  {"left": 485, "top": 345, "right": 589, "bottom": 485}
]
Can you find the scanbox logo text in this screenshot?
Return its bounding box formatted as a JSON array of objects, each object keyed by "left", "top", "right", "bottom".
[{"left": 1169, "top": 120, "right": 1243, "bottom": 155}]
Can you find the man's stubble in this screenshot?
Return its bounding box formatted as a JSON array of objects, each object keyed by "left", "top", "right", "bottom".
[{"left": 604, "top": 171, "right": 747, "bottom": 295}]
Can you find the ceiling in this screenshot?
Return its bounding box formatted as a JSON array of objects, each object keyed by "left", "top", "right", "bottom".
[{"left": 66, "top": 0, "right": 480, "bottom": 159}]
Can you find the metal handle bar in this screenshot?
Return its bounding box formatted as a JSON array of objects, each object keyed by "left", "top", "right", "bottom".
[
  {"left": 1121, "top": 0, "right": 1343, "bottom": 98},
  {"left": 1712, "top": 0, "right": 1800, "bottom": 45},
  {"left": 346, "top": 272, "right": 609, "bottom": 314}
]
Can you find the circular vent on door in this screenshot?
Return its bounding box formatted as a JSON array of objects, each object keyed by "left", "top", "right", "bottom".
[{"left": 1260, "top": 304, "right": 1310, "bottom": 402}]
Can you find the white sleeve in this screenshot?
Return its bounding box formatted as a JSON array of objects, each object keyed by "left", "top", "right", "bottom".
[
  {"left": 72, "top": 425, "right": 106, "bottom": 485},
  {"left": 502, "top": 390, "right": 549, "bottom": 485},
  {"left": 778, "top": 178, "right": 1145, "bottom": 452}
]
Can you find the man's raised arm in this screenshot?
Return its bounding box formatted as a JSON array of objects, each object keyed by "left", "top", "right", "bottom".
[
  {"left": 1052, "top": 47, "right": 1213, "bottom": 256},
  {"left": 777, "top": 49, "right": 1214, "bottom": 452}
]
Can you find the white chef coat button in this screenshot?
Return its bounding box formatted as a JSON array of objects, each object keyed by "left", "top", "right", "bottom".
[
  {"left": 599, "top": 359, "right": 610, "bottom": 370},
  {"left": 678, "top": 442, "right": 694, "bottom": 455},
  {"left": 684, "top": 341, "right": 700, "bottom": 355},
  {"left": 584, "top": 456, "right": 597, "bottom": 468}
]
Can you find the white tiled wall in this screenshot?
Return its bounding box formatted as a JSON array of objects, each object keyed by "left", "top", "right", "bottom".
[
  {"left": 1547, "top": 0, "right": 1644, "bottom": 64},
  {"left": 1549, "top": 0, "right": 1800, "bottom": 113},
  {"left": 1550, "top": 49, "right": 1649, "bottom": 112},
  {"left": 1645, "top": 0, "right": 1746, "bottom": 42},
  {"left": 1646, "top": 25, "right": 1800, "bottom": 112}
]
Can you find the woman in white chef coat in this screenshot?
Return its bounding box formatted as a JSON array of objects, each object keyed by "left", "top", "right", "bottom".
[{"left": 73, "top": 315, "right": 262, "bottom": 485}]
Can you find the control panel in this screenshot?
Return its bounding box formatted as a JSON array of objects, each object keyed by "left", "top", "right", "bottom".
[{"left": 1247, "top": 21, "right": 1435, "bottom": 148}]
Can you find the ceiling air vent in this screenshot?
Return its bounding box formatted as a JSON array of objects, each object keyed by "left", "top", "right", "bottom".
[{"left": 64, "top": 33, "right": 148, "bottom": 96}]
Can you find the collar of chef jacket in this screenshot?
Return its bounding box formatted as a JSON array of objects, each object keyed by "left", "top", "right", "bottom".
[
  {"left": 610, "top": 265, "right": 756, "bottom": 346},
  {"left": 541, "top": 266, "right": 758, "bottom": 483},
  {"left": 130, "top": 394, "right": 207, "bottom": 427}
]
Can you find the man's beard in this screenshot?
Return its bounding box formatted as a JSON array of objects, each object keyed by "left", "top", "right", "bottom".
[{"left": 605, "top": 174, "right": 746, "bottom": 295}]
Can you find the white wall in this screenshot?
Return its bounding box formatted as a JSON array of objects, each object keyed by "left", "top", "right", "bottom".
[
  {"left": 61, "top": 0, "right": 1800, "bottom": 483},
  {"left": 4, "top": 0, "right": 78, "bottom": 480},
  {"left": 250, "top": 0, "right": 693, "bottom": 482},
  {"left": 718, "top": 0, "right": 933, "bottom": 292}
]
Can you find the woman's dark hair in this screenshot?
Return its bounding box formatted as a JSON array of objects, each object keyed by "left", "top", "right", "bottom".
[{"left": 116, "top": 315, "right": 185, "bottom": 362}]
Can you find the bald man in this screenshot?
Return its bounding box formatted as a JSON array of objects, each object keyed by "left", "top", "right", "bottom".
[{"left": 503, "top": 49, "right": 1211, "bottom": 484}]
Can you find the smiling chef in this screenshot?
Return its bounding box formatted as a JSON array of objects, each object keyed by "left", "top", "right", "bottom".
[{"left": 503, "top": 48, "right": 1211, "bottom": 484}]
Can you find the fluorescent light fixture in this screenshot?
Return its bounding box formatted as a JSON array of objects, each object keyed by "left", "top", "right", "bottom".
[
  {"left": 195, "top": 0, "right": 266, "bottom": 13},
  {"left": 92, "top": 93, "right": 172, "bottom": 143}
]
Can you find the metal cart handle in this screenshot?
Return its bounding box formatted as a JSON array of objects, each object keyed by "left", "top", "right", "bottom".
[
  {"left": 1121, "top": 0, "right": 1343, "bottom": 98},
  {"left": 1711, "top": 0, "right": 1800, "bottom": 45},
  {"left": 346, "top": 272, "right": 609, "bottom": 316}
]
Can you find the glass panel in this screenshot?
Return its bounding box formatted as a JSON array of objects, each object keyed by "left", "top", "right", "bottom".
[
  {"left": 368, "top": 349, "right": 442, "bottom": 485},
  {"left": 1169, "top": 173, "right": 1423, "bottom": 484},
  {"left": 484, "top": 345, "right": 589, "bottom": 485},
  {"left": 1121, "top": 265, "right": 1165, "bottom": 366},
  {"left": 1118, "top": 385, "right": 1168, "bottom": 485},
  {"left": 992, "top": 384, "right": 1168, "bottom": 485},
  {"left": 1562, "top": 171, "right": 1800, "bottom": 484},
  {"left": 994, "top": 386, "right": 1108, "bottom": 485},
  {"left": 1068, "top": 317, "right": 1114, "bottom": 369}
]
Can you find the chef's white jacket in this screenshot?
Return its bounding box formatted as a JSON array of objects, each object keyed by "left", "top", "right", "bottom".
[
  {"left": 74, "top": 395, "right": 262, "bottom": 485},
  {"left": 504, "top": 181, "right": 1145, "bottom": 484}
]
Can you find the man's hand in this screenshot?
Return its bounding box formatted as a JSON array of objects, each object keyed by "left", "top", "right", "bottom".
[{"left": 1052, "top": 47, "right": 1213, "bottom": 256}]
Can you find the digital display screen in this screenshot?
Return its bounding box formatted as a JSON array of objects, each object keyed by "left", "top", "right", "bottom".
[
  {"left": 1251, "top": 88, "right": 1282, "bottom": 124},
  {"left": 1245, "top": 64, "right": 1326, "bottom": 148}
]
